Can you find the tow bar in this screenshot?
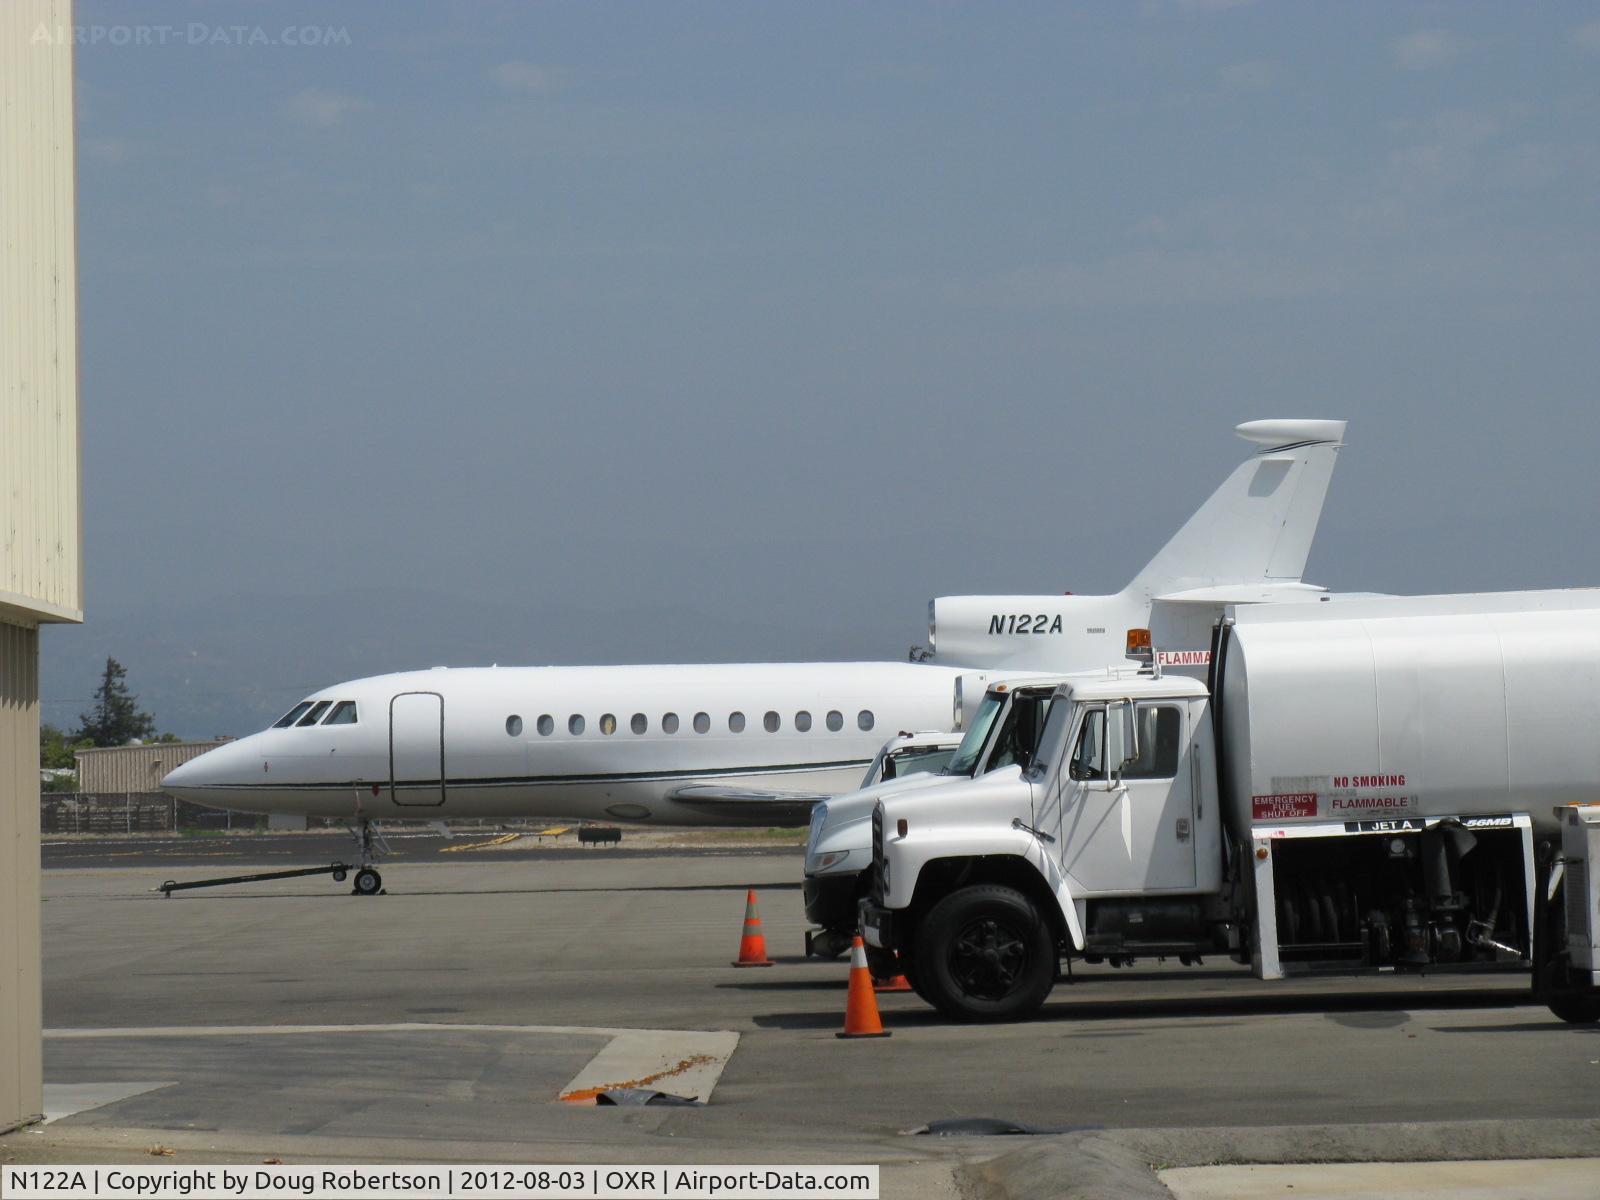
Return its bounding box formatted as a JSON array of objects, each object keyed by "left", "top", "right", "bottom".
[{"left": 156, "top": 862, "right": 356, "bottom": 897}]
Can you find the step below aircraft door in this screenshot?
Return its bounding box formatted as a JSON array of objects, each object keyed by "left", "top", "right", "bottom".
[{"left": 390, "top": 691, "right": 445, "bottom": 806}]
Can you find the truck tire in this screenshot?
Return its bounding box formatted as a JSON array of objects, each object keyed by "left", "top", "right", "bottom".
[
  {"left": 1547, "top": 992, "right": 1600, "bottom": 1024},
  {"left": 1538, "top": 961, "right": 1600, "bottom": 1024},
  {"left": 913, "top": 884, "right": 1056, "bottom": 1022}
]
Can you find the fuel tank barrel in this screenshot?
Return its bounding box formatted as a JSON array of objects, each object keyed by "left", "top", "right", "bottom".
[{"left": 1217, "top": 590, "right": 1600, "bottom": 840}]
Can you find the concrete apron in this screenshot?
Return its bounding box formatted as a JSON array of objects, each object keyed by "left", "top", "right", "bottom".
[{"left": 959, "top": 1119, "right": 1600, "bottom": 1200}]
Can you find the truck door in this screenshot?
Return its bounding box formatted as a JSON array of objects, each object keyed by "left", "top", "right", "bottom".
[
  {"left": 1058, "top": 702, "right": 1196, "bottom": 894},
  {"left": 389, "top": 691, "right": 446, "bottom": 807}
]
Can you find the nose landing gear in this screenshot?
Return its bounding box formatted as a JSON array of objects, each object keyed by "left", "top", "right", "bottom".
[{"left": 348, "top": 818, "right": 389, "bottom": 896}]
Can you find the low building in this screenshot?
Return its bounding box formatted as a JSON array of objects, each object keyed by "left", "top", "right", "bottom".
[
  {"left": 74, "top": 740, "right": 228, "bottom": 796},
  {"left": 65, "top": 740, "right": 307, "bottom": 832}
]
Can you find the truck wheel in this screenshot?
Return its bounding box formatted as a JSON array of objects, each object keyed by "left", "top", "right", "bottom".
[
  {"left": 1547, "top": 993, "right": 1600, "bottom": 1024},
  {"left": 913, "top": 884, "right": 1055, "bottom": 1022},
  {"left": 1539, "top": 961, "right": 1600, "bottom": 1024}
]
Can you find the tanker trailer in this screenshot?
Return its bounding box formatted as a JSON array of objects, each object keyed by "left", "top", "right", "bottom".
[{"left": 860, "top": 589, "right": 1600, "bottom": 1023}]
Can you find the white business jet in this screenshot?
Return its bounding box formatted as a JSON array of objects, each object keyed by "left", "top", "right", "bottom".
[{"left": 163, "top": 419, "right": 1346, "bottom": 894}]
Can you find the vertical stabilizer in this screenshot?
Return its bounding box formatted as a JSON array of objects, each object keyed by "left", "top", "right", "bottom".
[{"left": 1124, "top": 419, "right": 1346, "bottom": 602}]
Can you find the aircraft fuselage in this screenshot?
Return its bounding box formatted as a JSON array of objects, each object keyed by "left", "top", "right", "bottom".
[{"left": 162, "top": 662, "right": 965, "bottom": 825}]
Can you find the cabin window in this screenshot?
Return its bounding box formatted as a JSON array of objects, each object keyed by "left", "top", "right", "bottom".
[
  {"left": 826, "top": 710, "right": 844, "bottom": 732},
  {"left": 729, "top": 711, "right": 746, "bottom": 733},
  {"left": 297, "top": 701, "right": 333, "bottom": 727},
  {"left": 537, "top": 714, "right": 554, "bottom": 736},
  {"left": 795, "top": 710, "right": 812, "bottom": 732},
  {"left": 631, "top": 713, "right": 648, "bottom": 735},
  {"left": 662, "top": 712, "right": 680, "bottom": 734},
  {"left": 857, "top": 709, "right": 875, "bottom": 732},
  {"left": 324, "top": 701, "right": 358, "bottom": 726},
  {"left": 274, "top": 702, "right": 314, "bottom": 729},
  {"left": 505, "top": 714, "right": 523, "bottom": 737},
  {"left": 600, "top": 713, "right": 617, "bottom": 735},
  {"left": 764, "top": 710, "right": 781, "bottom": 733},
  {"left": 693, "top": 712, "right": 710, "bottom": 734},
  {"left": 569, "top": 714, "right": 586, "bottom": 735}
]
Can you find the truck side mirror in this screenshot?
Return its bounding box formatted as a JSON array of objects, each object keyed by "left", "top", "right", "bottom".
[{"left": 1105, "top": 701, "right": 1139, "bottom": 788}]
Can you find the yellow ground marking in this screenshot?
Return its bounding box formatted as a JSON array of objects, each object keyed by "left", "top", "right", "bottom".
[{"left": 439, "top": 832, "right": 522, "bottom": 853}]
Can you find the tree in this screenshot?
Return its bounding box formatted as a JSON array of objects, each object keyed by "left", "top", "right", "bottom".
[
  {"left": 75, "top": 657, "right": 157, "bottom": 747},
  {"left": 39, "top": 723, "right": 88, "bottom": 770}
]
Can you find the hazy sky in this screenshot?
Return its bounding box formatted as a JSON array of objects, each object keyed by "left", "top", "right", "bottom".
[{"left": 41, "top": 1, "right": 1600, "bottom": 731}]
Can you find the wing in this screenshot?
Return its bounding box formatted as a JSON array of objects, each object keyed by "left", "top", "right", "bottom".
[{"left": 666, "top": 784, "right": 833, "bottom": 826}]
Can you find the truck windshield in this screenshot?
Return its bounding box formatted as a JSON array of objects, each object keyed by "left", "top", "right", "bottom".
[
  {"left": 943, "top": 692, "right": 1005, "bottom": 777},
  {"left": 881, "top": 746, "right": 957, "bottom": 782}
]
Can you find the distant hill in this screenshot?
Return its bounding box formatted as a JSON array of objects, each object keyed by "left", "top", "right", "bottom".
[{"left": 39, "top": 587, "right": 913, "bottom": 740}]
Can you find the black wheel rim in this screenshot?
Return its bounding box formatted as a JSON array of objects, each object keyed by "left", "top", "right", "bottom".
[{"left": 948, "top": 916, "right": 1030, "bottom": 1002}]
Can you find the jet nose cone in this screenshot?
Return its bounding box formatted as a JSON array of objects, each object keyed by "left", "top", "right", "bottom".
[
  {"left": 161, "top": 757, "right": 200, "bottom": 798},
  {"left": 162, "top": 740, "right": 247, "bottom": 800}
]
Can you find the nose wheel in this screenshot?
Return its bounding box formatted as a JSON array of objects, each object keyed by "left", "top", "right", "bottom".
[{"left": 347, "top": 816, "right": 389, "bottom": 896}]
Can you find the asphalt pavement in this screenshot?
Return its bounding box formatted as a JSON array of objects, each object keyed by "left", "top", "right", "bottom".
[{"left": 8, "top": 842, "right": 1599, "bottom": 1198}]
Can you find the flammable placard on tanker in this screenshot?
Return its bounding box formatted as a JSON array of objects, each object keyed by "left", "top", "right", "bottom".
[{"left": 1256, "top": 773, "right": 1419, "bottom": 820}]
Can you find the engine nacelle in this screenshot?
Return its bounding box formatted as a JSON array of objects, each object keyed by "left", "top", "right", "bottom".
[{"left": 929, "top": 594, "right": 1129, "bottom": 673}]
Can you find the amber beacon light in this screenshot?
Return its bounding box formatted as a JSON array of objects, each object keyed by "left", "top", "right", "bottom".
[{"left": 1126, "top": 628, "right": 1153, "bottom": 663}]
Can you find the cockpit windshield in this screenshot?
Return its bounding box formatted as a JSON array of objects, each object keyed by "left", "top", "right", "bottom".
[
  {"left": 272, "top": 701, "right": 314, "bottom": 729},
  {"left": 296, "top": 700, "right": 333, "bottom": 726},
  {"left": 271, "top": 698, "right": 360, "bottom": 731},
  {"left": 942, "top": 691, "right": 1005, "bottom": 777},
  {"left": 323, "top": 700, "right": 358, "bottom": 725}
]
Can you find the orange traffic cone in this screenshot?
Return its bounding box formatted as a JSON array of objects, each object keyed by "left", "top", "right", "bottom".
[
  {"left": 837, "top": 935, "right": 892, "bottom": 1038},
  {"left": 873, "top": 966, "right": 913, "bottom": 994},
  {"left": 731, "top": 888, "right": 775, "bottom": 967}
]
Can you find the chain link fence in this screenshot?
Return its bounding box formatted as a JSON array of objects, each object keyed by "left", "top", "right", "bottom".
[
  {"left": 40, "top": 794, "right": 621, "bottom": 836},
  {"left": 40, "top": 793, "right": 266, "bottom": 835}
]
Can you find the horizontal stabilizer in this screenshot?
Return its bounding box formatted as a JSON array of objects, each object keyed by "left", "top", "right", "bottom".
[{"left": 1155, "top": 584, "right": 1329, "bottom": 606}]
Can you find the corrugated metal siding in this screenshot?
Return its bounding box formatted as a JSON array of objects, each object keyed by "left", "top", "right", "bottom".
[
  {"left": 75, "top": 741, "right": 227, "bottom": 794},
  {"left": 2, "top": 0, "right": 74, "bottom": 1132},
  {"left": 0, "top": 618, "right": 43, "bottom": 1132},
  {"left": 1, "top": 0, "right": 82, "bottom": 625}
]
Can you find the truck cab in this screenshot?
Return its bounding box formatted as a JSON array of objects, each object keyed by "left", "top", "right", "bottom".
[
  {"left": 803, "top": 679, "right": 1066, "bottom": 958},
  {"left": 861, "top": 670, "right": 1214, "bottom": 1019}
]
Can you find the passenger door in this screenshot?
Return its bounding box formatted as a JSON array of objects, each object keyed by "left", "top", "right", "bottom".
[
  {"left": 1058, "top": 702, "right": 1195, "bottom": 894},
  {"left": 389, "top": 691, "right": 445, "bottom": 806}
]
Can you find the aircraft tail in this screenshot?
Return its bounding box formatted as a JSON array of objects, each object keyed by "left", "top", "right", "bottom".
[{"left": 1124, "top": 419, "right": 1346, "bottom": 602}]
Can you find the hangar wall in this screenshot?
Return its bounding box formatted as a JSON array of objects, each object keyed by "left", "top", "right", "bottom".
[
  {"left": 1, "top": 0, "right": 82, "bottom": 628},
  {"left": 0, "top": 625, "right": 43, "bottom": 1132},
  {"left": 1, "top": 0, "right": 80, "bottom": 1133}
]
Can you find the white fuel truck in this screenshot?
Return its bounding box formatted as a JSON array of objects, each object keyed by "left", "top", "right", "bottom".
[{"left": 860, "top": 590, "right": 1600, "bottom": 1024}]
